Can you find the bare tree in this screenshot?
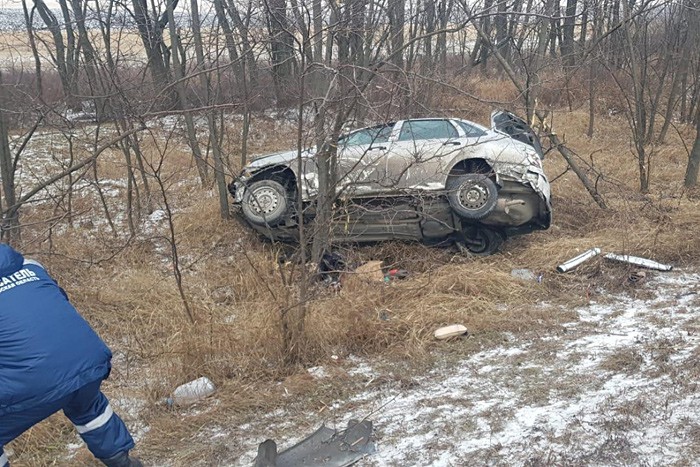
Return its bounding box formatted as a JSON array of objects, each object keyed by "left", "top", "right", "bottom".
[
  {"left": 21, "top": 0, "right": 43, "bottom": 99},
  {"left": 190, "top": 0, "right": 229, "bottom": 217},
  {"left": 165, "top": 0, "right": 209, "bottom": 185},
  {"left": 561, "top": 0, "right": 578, "bottom": 67},
  {"left": 131, "top": 0, "right": 175, "bottom": 105},
  {"left": 32, "top": 0, "right": 79, "bottom": 103},
  {"left": 685, "top": 109, "right": 700, "bottom": 187},
  {"left": 0, "top": 108, "right": 18, "bottom": 242},
  {"left": 265, "top": 0, "right": 297, "bottom": 105}
]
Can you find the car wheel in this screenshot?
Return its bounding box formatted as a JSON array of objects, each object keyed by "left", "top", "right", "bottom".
[
  {"left": 241, "top": 179, "right": 290, "bottom": 226},
  {"left": 446, "top": 174, "right": 498, "bottom": 220},
  {"left": 455, "top": 227, "right": 504, "bottom": 256}
]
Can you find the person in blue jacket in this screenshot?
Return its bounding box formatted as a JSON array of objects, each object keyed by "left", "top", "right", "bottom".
[{"left": 0, "top": 244, "right": 142, "bottom": 467}]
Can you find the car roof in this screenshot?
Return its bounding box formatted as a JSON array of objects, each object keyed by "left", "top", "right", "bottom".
[{"left": 346, "top": 117, "right": 489, "bottom": 135}]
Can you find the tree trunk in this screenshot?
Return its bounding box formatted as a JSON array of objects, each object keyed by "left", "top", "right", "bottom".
[
  {"left": 549, "top": 1, "right": 561, "bottom": 58},
  {"left": 621, "top": 0, "right": 650, "bottom": 192},
  {"left": 579, "top": 0, "right": 588, "bottom": 49},
  {"left": 495, "top": 0, "right": 510, "bottom": 67},
  {"left": 435, "top": 0, "right": 451, "bottom": 75},
  {"left": 213, "top": 0, "right": 244, "bottom": 86},
  {"left": 515, "top": 0, "right": 534, "bottom": 52},
  {"left": 21, "top": 0, "right": 43, "bottom": 99},
  {"left": 131, "top": 0, "right": 174, "bottom": 107},
  {"left": 313, "top": 0, "right": 323, "bottom": 60},
  {"left": 423, "top": 0, "right": 435, "bottom": 73},
  {"left": 191, "top": 0, "right": 230, "bottom": 218},
  {"left": 57, "top": 0, "right": 79, "bottom": 100},
  {"left": 349, "top": 0, "right": 366, "bottom": 66},
  {"left": 479, "top": 0, "right": 493, "bottom": 72},
  {"left": 587, "top": 3, "right": 602, "bottom": 137},
  {"left": 224, "top": 0, "right": 259, "bottom": 88},
  {"left": 587, "top": 59, "right": 596, "bottom": 137},
  {"left": 33, "top": 0, "right": 77, "bottom": 102},
  {"left": 166, "top": 0, "right": 209, "bottom": 184},
  {"left": 266, "top": 0, "right": 297, "bottom": 106},
  {"left": 561, "top": 0, "right": 577, "bottom": 67},
  {"left": 388, "top": 0, "right": 405, "bottom": 68},
  {"left": 0, "top": 108, "right": 19, "bottom": 242},
  {"left": 658, "top": 53, "right": 687, "bottom": 143},
  {"left": 684, "top": 114, "right": 700, "bottom": 187},
  {"left": 68, "top": 0, "right": 111, "bottom": 120}
]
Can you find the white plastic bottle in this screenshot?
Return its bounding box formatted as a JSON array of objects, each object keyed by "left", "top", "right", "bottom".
[{"left": 167, "top": 377, "right": 216, "bottom": 406}]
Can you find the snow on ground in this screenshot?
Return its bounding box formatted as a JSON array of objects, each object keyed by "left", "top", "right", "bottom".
[{"left": 224, "top": 269, "right": 700, "bottom": 466}]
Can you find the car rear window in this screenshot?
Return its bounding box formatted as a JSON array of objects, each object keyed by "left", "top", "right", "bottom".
[
  {"left": 455, "top": 120, "right": 487, "bottom": 137},
  {"left": 398, "top": 120, "right": 458, "bottom": 141}
]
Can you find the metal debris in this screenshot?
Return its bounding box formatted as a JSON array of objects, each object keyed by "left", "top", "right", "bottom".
[
  {"left": 253, "top": 420, "right": 374, "bottom": 467},
  {"left": 604, "top": 253, "right": 673, "bottom": 271},
  {"left": 556, "top": 248, "right": 602, "bottom": 273}
]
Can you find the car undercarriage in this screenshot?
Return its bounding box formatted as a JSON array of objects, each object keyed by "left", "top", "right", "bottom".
[{"left": 236, "top": 187, "right": 550, "bottom": 255}]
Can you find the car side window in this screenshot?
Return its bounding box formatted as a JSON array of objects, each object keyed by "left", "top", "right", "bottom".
[
  {"left": 456, "top": 120, "right": 487, "bottom": 138},
  {"left": 339, "top": 124, "right": 394, "bottom": 146},
  {"left": 398, "top": 120, "right": 459, "bottom": 141}
]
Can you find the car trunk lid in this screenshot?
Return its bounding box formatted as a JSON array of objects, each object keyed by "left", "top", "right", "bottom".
[{"left": 491, "top": 110, "right": 544, "bottom": 158}]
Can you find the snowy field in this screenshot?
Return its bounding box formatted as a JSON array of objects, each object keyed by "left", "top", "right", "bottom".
[{"left": 208, "top": 269, "right": 700, "bottom": 466}]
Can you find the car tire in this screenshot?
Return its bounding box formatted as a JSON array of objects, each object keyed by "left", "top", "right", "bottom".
[
  {"left": 241, "top": 178, "right": 290, "bottom": 226},
  {"left": 446, "top": 173, "right": 498, "bottom": 220},
  {"left": 455, "top": 227, "right": 504, "bottom": 256}
]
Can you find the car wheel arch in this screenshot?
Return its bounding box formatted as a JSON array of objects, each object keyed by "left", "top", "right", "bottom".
[
  {"left": 447, "top": 157, "right": 494, "bottom": 178},
  {"left": 248, "top": 165, "right": 297, "bottom": 187}
]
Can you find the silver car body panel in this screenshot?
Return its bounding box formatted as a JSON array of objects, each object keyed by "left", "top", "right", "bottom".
[{"left": 232, "top": 114, "right": 551, "bottom": 227}]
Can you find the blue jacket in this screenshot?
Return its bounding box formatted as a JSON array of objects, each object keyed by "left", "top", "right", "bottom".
[{"left": 0, "top": 244, "right": 112, "bottom": 416}]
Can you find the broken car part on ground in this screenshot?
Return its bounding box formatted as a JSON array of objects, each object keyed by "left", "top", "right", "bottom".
[
  {"left": 229, "top": 111, "right": 552, "bottom": 255},
  {"left": 557, "top": 248, "right": 603, "bottom": 273},
  {"left": 253, "top": 420, "right": 374, "bottom": 467},
  {"left": 556, "top": 249, "right": 674, "bottom": 273}
]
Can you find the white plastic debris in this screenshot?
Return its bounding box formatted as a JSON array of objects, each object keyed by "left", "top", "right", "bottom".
[
  {"left": 557, "top": 248, "right": 602, "bottom": 273},
  {"left": 167, "top": 377, "right": 216, "bottom": 406},
  {"left": 604, "top": 253, "right": 673, "bottom": 271},
  {"left": 434, "top": 324, "right": 468, "bottom": 340}
]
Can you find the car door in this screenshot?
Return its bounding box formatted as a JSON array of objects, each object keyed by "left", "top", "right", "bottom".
[
  {"left": 335, "top": 123, "right": 396, "bottom": 197},
  {"left": 386, "top": 119, "right": 463, "bottom": 192}
]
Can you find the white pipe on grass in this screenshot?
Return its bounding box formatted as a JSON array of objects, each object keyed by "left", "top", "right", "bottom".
[
  {"left": 556, "top": 248, "right": 602, "bottom": 273},
  {"left": 603, "top": 253, "right": 673, "bottom": 271}
]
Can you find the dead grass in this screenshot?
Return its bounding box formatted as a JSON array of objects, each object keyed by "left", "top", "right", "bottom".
[
  {"left": 599, "top": 347, "right": 645, "bottom": 375},
  {"left": 6, "top": 76, "right": 700, "bottom": 465}
]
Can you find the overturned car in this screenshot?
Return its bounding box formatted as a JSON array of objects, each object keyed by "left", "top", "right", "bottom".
[{"left": 228, "top": 111, "right": 551, "bottom": 255}]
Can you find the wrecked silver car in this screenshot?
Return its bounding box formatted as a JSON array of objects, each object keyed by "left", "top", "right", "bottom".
[{"left": 229, "top": 111, "right": 551, "bottom": 255}]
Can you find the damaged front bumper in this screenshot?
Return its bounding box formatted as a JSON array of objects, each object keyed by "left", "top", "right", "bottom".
[
  {"left": 228, "top": 169, "right": 254, "bottom": 204},
  {"left": 482, "top": 160, "right": 552, "bottom": 230}
]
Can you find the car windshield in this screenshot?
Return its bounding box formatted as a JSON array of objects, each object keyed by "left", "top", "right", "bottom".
[{"left": 339, "top": 124, "right": 394, "bottom": 146}]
